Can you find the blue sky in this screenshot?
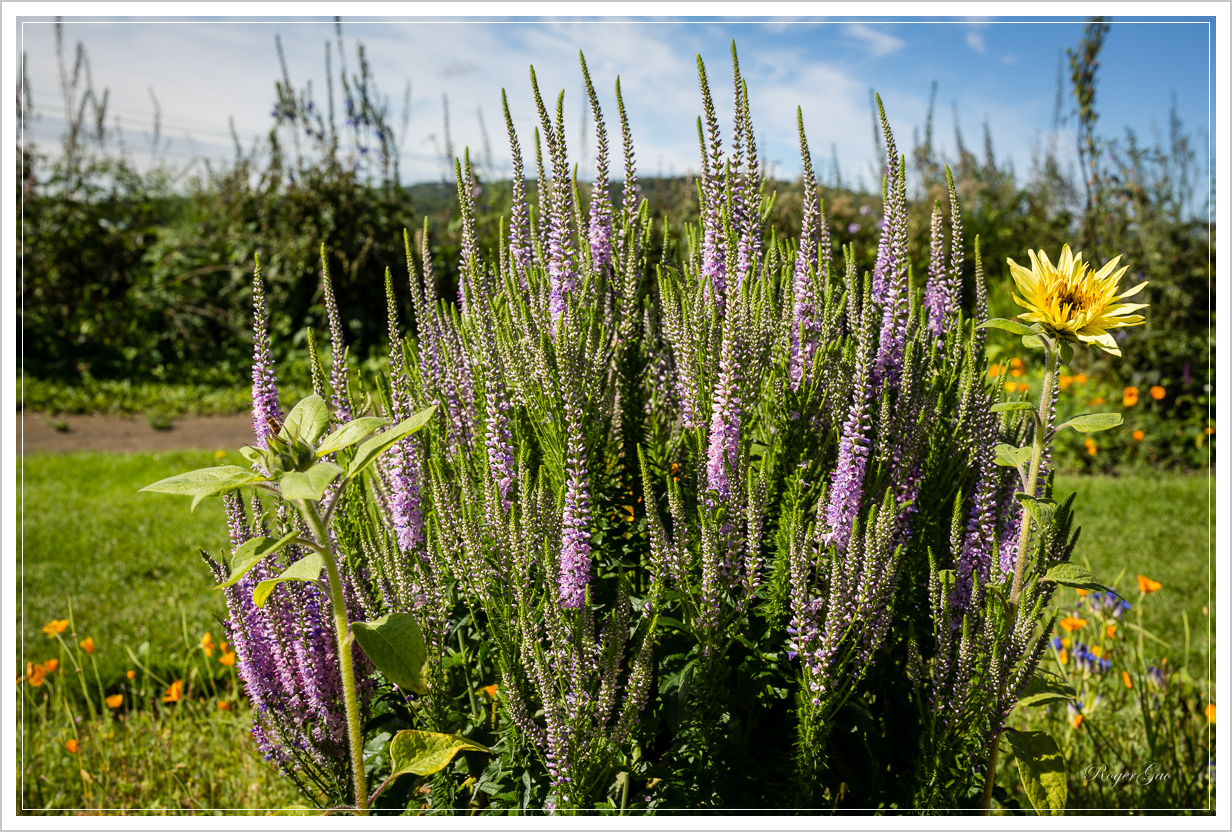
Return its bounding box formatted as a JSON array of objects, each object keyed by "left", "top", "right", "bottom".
[{"left": 16, "top": 12, "right": 1215, "bottom": 194}]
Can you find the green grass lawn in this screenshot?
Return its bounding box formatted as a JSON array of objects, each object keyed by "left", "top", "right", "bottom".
[
  {"left": 1054, "top": 473, "right": 1214, "bottom": 674},
  {"left": 19, "top": 451, "right": 241, "bottom": 685}
]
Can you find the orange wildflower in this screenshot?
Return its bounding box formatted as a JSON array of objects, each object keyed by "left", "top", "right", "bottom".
[
  {"left": 1059, "top": 616, "right": 1087, "bottom": 632},
  {"left": 1076, "top": 588, "right": 1089, "bottom": 597},
  {"left": 162, "top": 679, "right": 183, "bottom": 703},
  {"left": 1132, "top": 430, "right": 1144, "bottom": 441},
  {"left": 1090, "top": 397, "right": 1105, "bottom": 405},
  {"left": 79, "top": 637, "right": 95, "bottom": 654},
  {"left": 988, "top": 363, "right": 1002, "bottom": 377},
  {"left": 1072, "top": 713, "right": 1085, "bottom": 730},
  {"left": 219, "top": 646, "right": 236, "bottom": 667},
  {"left": 1137, "top": 575, "right": 1162, "bottom": 594},
  {"left": 1004, "top": 381, "right": 1017, "bottom": 392},
  {"left": 483, "top": 684, "right": 499, "bottom": 699},
  {"left": 1149, "top": 385, "right": 1165, "bottom": 400},
  {"left": 44, "top": 659, "right": 58, "bottom": 674},
  {"left": 218, "top": 700, "right": 232, "bottom": 711},
  {"left": 1207, "top": 704, "right": 1216, "bottom": 723},
  {"left": 25, "top": 663, "right": 46, "bottom": 687},
  {"left": 1061, "top": 638, "right": 1071, "bottom": 649},
  {"left": 1010, "top": 357, "right": 1025, "bottom": 378},
  {"left": 1059, "top": 374, "right": 1074, "bottom": 391},
  {"left": 1091, "top": 645, "right": 1103, "bottom": 658},
  {"left": 1123, "top": 386, "right": 1139, "bottom": 407},
  {"left": 1122, "top": 671, "right": 1133, "bottom": 689},
  {"left": 105, "top": 694, "right": 123, "bottom": 709},
  {"left": 65, "top": 739, "right": 78, "bottom": 753},
  {"left": 1058, "top": 649, "right": 1069, "bottom": 665},
  {"left": 1106, "top": 624, "right": 1117, "bottom": 639},
  {"left": 201, "top": 632, "right": 215, "bottom": 657},
  {"left": 42, "top": 620, "right": 69, "bottom": 638},
  {"left": 1084, "top": 437, "right": 1097, "bottom": 456},
  {"left": 1074, "top": 373, "right": 1088, "bottom": 384},
  {"left": 126, "top": 670, "right": 136, "bottom": 680}
]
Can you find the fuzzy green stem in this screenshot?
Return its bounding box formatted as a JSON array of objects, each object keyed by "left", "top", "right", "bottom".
[
  {"left": 298, "top": 499, "right": 369, "bottom": 816},
  {"left": 982, "top": 335, "right": 1059, "bottom": 815}
]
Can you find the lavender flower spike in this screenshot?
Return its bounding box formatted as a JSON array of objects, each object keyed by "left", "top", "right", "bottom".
[
  {"left": 320, "top": 246, "right": 352, "bottom": 422},
  {"left": 250, "top": 255, "right": 280, "bottom": 449},
  {"left": 581, "top": 53, "right": 613, "bottom": 276},
  {"left": 558, "top": 375, "right": 592, "bottom": 610},
  {"left": 790, "top": 107, "right": 820, "bottom": 390},
  {"left": 923, "top": 200, "right": 950, "bottom": 339},
  {"left": 705, "top": 317, "right": 741, "bottom": 503}
]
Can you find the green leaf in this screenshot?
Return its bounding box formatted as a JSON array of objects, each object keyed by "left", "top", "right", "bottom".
[
  {"left": 1022, "top": 334, "right": 1044, "bottom": 350},
  {"left": 253, "top": 553, "right": 325, "bottom": 607},
  {"left": 977, "top": 318, "right": 1036, "bottom": 336},
  {"left": 216, "top": 531, "right": 302, "bottom": 590},
  {"left": 1042, "top": 562, "right": 1117, "bottom": 594},
  {"left": 992, "top": 402, "right": 1036, "bottom": 413},
  {"left": 1055, "top": 412, "right": 1123, "bottom": 433},
  {"left": 278, "top": 461, "right": 344, "bottom": 501},
  {"left": 140, "top": 465, "right": 252, "bottom": 496},
  {"left": 1005, "top": 728, "right": 1067, "bottom": 815},
  {"left": 1016, "top": 493, "right": 1057, "bottom": 527},
  {"left": 315, "top": 416, "right": 391, "bottom": 457},
  {"left": 1058, "top": 340, "right": 1075, "bottom": 367},
  {"left": 279, "top": 395, "right": 331, "bottom": 445},
  {"left": 351, "top": 612, "right": 429, "bottom": 694},
  {"left": 239, "top": 446, "right": 264, "bottom": 466},
  {"left": 389, "top": 730, "right": 491, "bottom": 778},
  {"left": 936, "top": 569, "right": 957, "bottom": 594},
  {"left": 1017, "top": 672, "right": 1078, "bottom": 708},
  {"left": 347, "top": 406, "right": 438, "bottom": 479},
  {"left": 187, "top": 470, "right": 269, "bottom": 512},
  {"left": 993, "top": 443, "right": 1032, "bottom": 469}
]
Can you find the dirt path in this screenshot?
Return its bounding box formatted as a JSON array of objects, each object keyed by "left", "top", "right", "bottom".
[{"left": 19, "top": 412, "right": 255, "bottom": 454}]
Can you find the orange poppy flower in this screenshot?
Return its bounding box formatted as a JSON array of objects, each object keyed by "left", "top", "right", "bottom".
[
  {"left": 44, "top": 659, "right": 58, "bottom": 674},
  {"left": 219, "top": 648, "right": 236, "bottom": 667},
  {"left": 1123, "top": 386, "right": 1139, "bottom": 406},
  {"left": 65, "top": 739, "right": 78, "bottom": 753},
  {"left": 1072, "top": 714, "right": 1085, "bottom": 730},
  {"left": 988, "top": 363, "right": 1002, "bottom": 377},
  {"left": 105, "top": 694, "right": 123, "bottom": 709},
  {"left": 483, "top": 684, "right": 499, "bottom": 699},
  {"left": 1137, "top": 575, "right": 1162, "bottom": 594},
  {"left": 1149, "top": 385, "right": 1165, "bottom": 400},
  {"left": 1084, "top": 437, "right": 1097, "bottom": 456},
  {"left": 42, "top": 620, "right": 69, "bottom": 638},
  {"left": 1059, "top": 374, "right": 1074, "bottom": 391},
  {"left": 25, "top": 663, "right": 46, "bottom": 687},
  {"left": 1207, "top": 704, "right": 1215, "bottom": 723},
  {"left": 126, "top": 670, "right": 136, "bottom": 680},
  {"left": 1132, "top": 430, "right": 1144, "bottom": 441},
  {"left": 201, "top": 632, "right": 215, "bottom": 657},
  {"left": 162, "top": 680, "right": 183, "bottom": 703},
  {"left": 1059, "top": 616, "right": 1087, "bottom": 632},
  {"left": 1074, "top": 374, "right": 1088, "bottom": 384},
  {"left": 1122, "top": 671, "right": 1133, "bottom": 689},
  {"left": 218, "top": 701, "right": 232, "bottom": 712},
  {"left": 1106, "top": 624, "right": 1117, "bottom": 639},
  {"left": 1058, "top": 649, "right": 1069, "bottom": 665},
  {"left": 1076, "top": 588, "right": 1089, "bottom": 597},
  {"left": 1089, "top": 396, "right": 1105, "bottom": 405},
  {"left": 79, "top": 637, "right": 95, "bottom": 654}
]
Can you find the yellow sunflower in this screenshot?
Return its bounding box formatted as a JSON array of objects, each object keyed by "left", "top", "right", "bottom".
[{"left": 1007, "top": 245, "right": 1147, "bottom": 356}]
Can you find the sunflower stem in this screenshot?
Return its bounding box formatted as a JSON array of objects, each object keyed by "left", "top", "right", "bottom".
[{"left": 981, "top": 334, "right": 1059, "bottom": 815}]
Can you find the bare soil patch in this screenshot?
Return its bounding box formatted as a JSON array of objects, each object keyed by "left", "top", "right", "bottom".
[{"left": 20, "top": 412, "right": 254, "bottom": 454}]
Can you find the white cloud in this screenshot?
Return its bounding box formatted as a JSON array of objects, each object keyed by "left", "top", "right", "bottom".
[
  {"left": 966, "top": 31, "right": 986, "bottom": 54},
  {"left": 840, "top": 22, "right": 904, "bottom": 59}
]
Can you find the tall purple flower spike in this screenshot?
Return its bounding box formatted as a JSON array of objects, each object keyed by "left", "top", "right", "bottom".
[
  {"left": 705, "top": 315, "right": 741, "bottom": 503},
  {"left": 696, "top": 55, "right": 727, "bottom": 311},
  {"left": 871, "top": 99, "right": 909, "bottom": 390},
  {"left": 790, "top": 107, "right": 821, "bottom": 390},
  {"left": 581, "top": 54, "right": 613, "bottom": 277},
  {"left": 384, "top": 269, "right": 424, "bottom": 552},
  {"left": 558, "top": 355, "right": 592, "bottom": 610},
  {"left": 924, "top": 168, "right": 965, "bottom": 341},
  {"left": 530, "top": 67, "right": 578, "bottom": 332},
  {"left": 250, "top": 256, "right": 280, "bottom": 449},
  {"left": 502, "top": 89, "right": 534, "bottom": 279},
  {"left": 320, "top": 247, "right": 352, "bottom": 423}
]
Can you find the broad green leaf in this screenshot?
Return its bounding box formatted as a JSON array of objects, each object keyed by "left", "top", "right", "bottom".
[
  {"left": 239, "top": 446, "right": 264, "bottom": 466},
  {"left": 351, "top": 612, "right": 429, "bottom": 694},
  {"left": 315, "top": 416, "right": 391, "bottom": 457},
  {"left": 216, "top": 531, "right": 302, "bottom": 589},
  {"left": 977, "top": 318, "right": 1036, "bottom": 336},
  {"left": 192, "top": 470, "right": 269, "bottom": 512},
  {"left": 279, "top": 395, "right": 331, "bottom": 445},
  {"left": 1022, "top": 334, "right": 1044, "bottom": 350},
  {"left": 936, "top": 569, "right": 957, "bottom": 594},
  {"left": 1017, "top": 672, "right": 1078, "bottom": 708},
  {"left": 253, "top": 553, "right": 325, "bottom": 607},
  {"left": 993, "top": 443, "right": 1032, "bottom": 469},
  {"left": 992, "top": 402, "right": 1036, "bottom": 413},
  {"left": 1055, "top": 412, "right": 1123, "bottom": 434},
  {"left": 389, "top": 730, "right": 491, "bottom": 778},
  {"left": 1005, "top": 728, "right": 1067, "bottom": 815},
  {"left": 140, "top": 466, "right": 252, "bottom": 496},
  {"left": 1016, "top": 493, "right": 1057, "bottom": 527},
  {"left": 278, "top": 461, "right": 344, "bottom": 501},
  {"left": 1042, "top": 562, "right": 1117, "bottom": 594},
  {"left": 1058, "top": 341, "right": 1075, "bottom": 367},
  {"left": 348, "top": 406, "right": 438, "bottom": 479}
]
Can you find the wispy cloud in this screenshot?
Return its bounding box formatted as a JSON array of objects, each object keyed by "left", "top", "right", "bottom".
[
  {"left": 841, "top": 23, "right": 904, "bottom": 58},
  {"left": 966, "top": 31, "right": 986, "bottom": 54}
]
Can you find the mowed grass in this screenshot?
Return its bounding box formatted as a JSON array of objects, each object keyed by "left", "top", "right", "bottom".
[
  {"left": 20, "top": 450, "right": 241, "bottom": 686},
  {"left": 1054, "top": 472, "right": 1214, "bottom": 672}
]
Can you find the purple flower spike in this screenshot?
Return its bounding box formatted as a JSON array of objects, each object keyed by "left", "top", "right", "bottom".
[
  {"left": 558, "top": 385, "right": 591, "bottom": 610},
  {"left": 250, "top": 257, "right": 281, "bottom": 449},
  {"left": 320, "top": 248, "right": 352, "bottom": 423}
]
